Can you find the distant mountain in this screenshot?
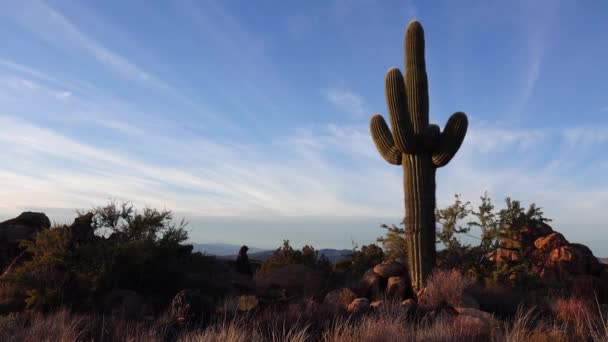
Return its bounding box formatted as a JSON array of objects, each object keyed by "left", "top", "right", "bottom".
[
  {"left": 192, "top": 243, "right": 352, "bottom": 263},
  {"left": 233, "top": 248, "right": 352, "bottom": 263},
  {"left": 600, "top": 258, "right": 608, "bottom": 264},
  {"left": 191, "top": 243, "right": 268, "bottom": 256}
]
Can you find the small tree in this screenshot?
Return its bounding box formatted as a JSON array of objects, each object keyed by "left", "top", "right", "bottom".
[
  {"left": 436, "top": 194, "right": 472, "bottom": 250},
  {"left": 333, "top": 243, "right": 384, "bottom": 281},
  {"left": 257, "top": 240, "right": 331, "bottom": 277},
  {"left": 470, "top": 191, "right": 499, "bottom": 254},
  {"left": 377, "top": 222, "right": 407, "bottom": 260}
]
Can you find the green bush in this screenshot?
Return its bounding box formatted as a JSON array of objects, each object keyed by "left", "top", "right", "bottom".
[
  {"left": 257, "top": 240, "right": 331, "bottom": 277},
  {"left": 6, "top": 201, "right": 229, "bottom": 313},
  {"left": 333, "top": 243, "right": 384, "bottom": 282}
]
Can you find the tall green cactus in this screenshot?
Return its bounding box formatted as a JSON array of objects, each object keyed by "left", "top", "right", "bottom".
[{"left": 369, "top": 20, "right": 468, "bottom": 292}]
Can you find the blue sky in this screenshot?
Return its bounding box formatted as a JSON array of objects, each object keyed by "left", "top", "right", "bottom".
[{"left": 1, "top": 0, "right": 607, "bottom": 254}]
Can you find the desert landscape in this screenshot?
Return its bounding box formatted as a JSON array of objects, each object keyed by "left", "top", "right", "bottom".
[{"left": 1, "top": 1, "right": 607, "bottom": 341}]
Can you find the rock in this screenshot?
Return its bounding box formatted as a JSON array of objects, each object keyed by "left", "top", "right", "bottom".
[
  {"left": 0, "top": 212, "right": 50, "bottom": 271},
  {"left": 256, "top": 264, "right": 324, "bottom": 299},
  {"left": 354, "top": 269, "right": 383, "bottom": 298},
  {"left": 238, "top": 295, "right": 259, "bottom": 311},
  {"left": 423, "top": 303, "right": 457, "bottom": 322},
  {"left": 549, "top": 245, "right": 588, "bottom": 275},
  {"left": 401, "top": 298, "right": 417, "bottom": 315},
  {"left": 347, "top": 298, "right": 370, "bottom": 314},
  {"left": 386, "top": 276, "right": 409, "bottom": 300},
  {"left": 571, "top": 243, "right": 603, "bottom": 275},
  {"left": 103, "top": 289, "right": 143, "bottom": 319},
  {"left": 0, "top": 212, "right": 51, "bottom": 243},
  {"left": 370, "top": 300, "right": 384, "bottom": 309},
  {"left": 68, "top": 213, "right": 95, "bottom": 243},
  {"left": 170, "top": 290, "right": 213, "bottom": 324},
  {"left": 373, "top": 260, "right": 405, "bottom": 278},
  {"left": 496, "top": 248, "right": 521, "bottom": 263},
  {"left": 534, "top": 232, "right": 568, "bottom": 252},
  {"left": 323, "top": 288, "right": 357, "bottom": 312}
]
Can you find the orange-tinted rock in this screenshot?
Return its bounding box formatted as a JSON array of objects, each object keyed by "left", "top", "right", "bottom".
[
  {"left": 496, "top": 248, "right": 521, "bottom": 263},
  {"left": 534, "top": 232, "right": 567, "bottom": 252},
  {"left": 549, "top": 245, "right": 587, "bottom": 275},
  {"left": 386, "top": 276, "right": 409, "bottom": 300},
  {"left": 370, "top": 300, "right": 384, "bottom": 309},
  {"left": 373, "top": 260, "right": 405, "bottom": 278},
  {"left": 347, "top": 298, "right": 370, "bottom": 314}
]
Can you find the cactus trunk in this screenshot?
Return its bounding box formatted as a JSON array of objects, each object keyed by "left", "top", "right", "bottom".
[
  {"left": 403, "top": 154, "right": 436, "bottom": 291},
  {"left": 369, "top": 20, "right": 468, "bottom": 293}
]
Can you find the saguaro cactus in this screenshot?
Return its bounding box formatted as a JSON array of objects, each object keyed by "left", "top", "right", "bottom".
[{"left": 369, "top": 20, "right": 468, "bottom": 292}]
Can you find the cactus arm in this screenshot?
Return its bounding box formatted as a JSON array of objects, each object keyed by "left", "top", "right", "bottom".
[
  {"left": 432, "top": 112, "right": 468, "bottom": 167},
  {"left": 405, "top": 20, "right": 429, "bottom": 134},
  {"left": 385, "top": 68, "right": 418, "bottom": 153},
  {"left": 370, "top": 114, "right": 402, "bottom": 165}
]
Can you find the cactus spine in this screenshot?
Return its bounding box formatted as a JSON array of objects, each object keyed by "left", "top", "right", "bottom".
[{"left": 370, "top": 21, "right": 468, "bottom": 292}]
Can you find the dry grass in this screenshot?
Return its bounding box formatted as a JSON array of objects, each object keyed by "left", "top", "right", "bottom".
[
  {"left": 420, "top": 269, "right": 476, "bottom": 307},
  {"left": 1, "top": 296, "right": 607, "bottom": 341}
]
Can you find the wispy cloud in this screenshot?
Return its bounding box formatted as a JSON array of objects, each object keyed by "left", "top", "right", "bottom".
[
  {"left": 325, "top": 87, "right": 369, "bottom": 117},
  {"left": 7, "top": 0, "right": 154, "bottom": 84},
  {"left": 510, "top": 1, "right": 559, "bottom": 119}
]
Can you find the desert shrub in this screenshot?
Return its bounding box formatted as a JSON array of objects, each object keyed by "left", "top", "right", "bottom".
[
  {"left": 376, "top": 223, "right": 407, "bottom": 261},
  {"left": 470, "top": 286, "right": 525, "bottom": 319},
  {"left": 7, "top": 201, "right": 229, "bottom": 313},
  {"left": 420, "top": 269, "right": 475, "bottom": 307},
  {"left": 257, "top": 240, "right": 331, "bottom": 277},
  {"left": 332, "top": 243, "right": 384, "bottom": 281}
]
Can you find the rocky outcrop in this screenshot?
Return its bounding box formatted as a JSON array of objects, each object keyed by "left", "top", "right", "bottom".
[
  {"left": 353, "top": 259, "right": 413, "bottom": 301},
  {"left": 0, "top": 212, "right": 51, "bottom": 242},
  {"left": 373, "top": 260, "right": 405, "bottom": 278},
  {"left": 0, "top": 212, "right": 50, "bottom": 272},
  {"left": 495, "top": 222, "right": 607, "bottom": 301}
]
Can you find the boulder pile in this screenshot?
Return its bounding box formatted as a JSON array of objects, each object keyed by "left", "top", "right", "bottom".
[
  {"left": 493, "top": 222, "right": 607, "bottom": 301},
  {"left": 353, "top": 259, "right": 414, "bottom": 301}
]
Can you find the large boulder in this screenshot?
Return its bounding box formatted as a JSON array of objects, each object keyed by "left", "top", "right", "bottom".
[
  {"left": 67, "top": 213, "right": 95, "bottom": 244},
  {"left": 0, "top": 212, "right": 51, "bottom": 243},
  {"left": 256, "top": 264, "right": 324, "bottom": 299},
  {"left": 548, "top": 245, "right": 589, "bottom": 276},
  {"left": 386, "top": 276, "right": 410, "bottom": 300},
  {"left": 534, "top": 232, "right": 567, "bottom": 252},
  {"left": 347, "top": 298, "right": 370, "bottom": 314},
  {"left": 353, "top": 269, "right": 383, "bottom": 298},
  {"left": 0, "top": 212, "right": 50, "bottom": 271},
  {"left": 373, "top": 260, "right": 405, "bottom": 278}
]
